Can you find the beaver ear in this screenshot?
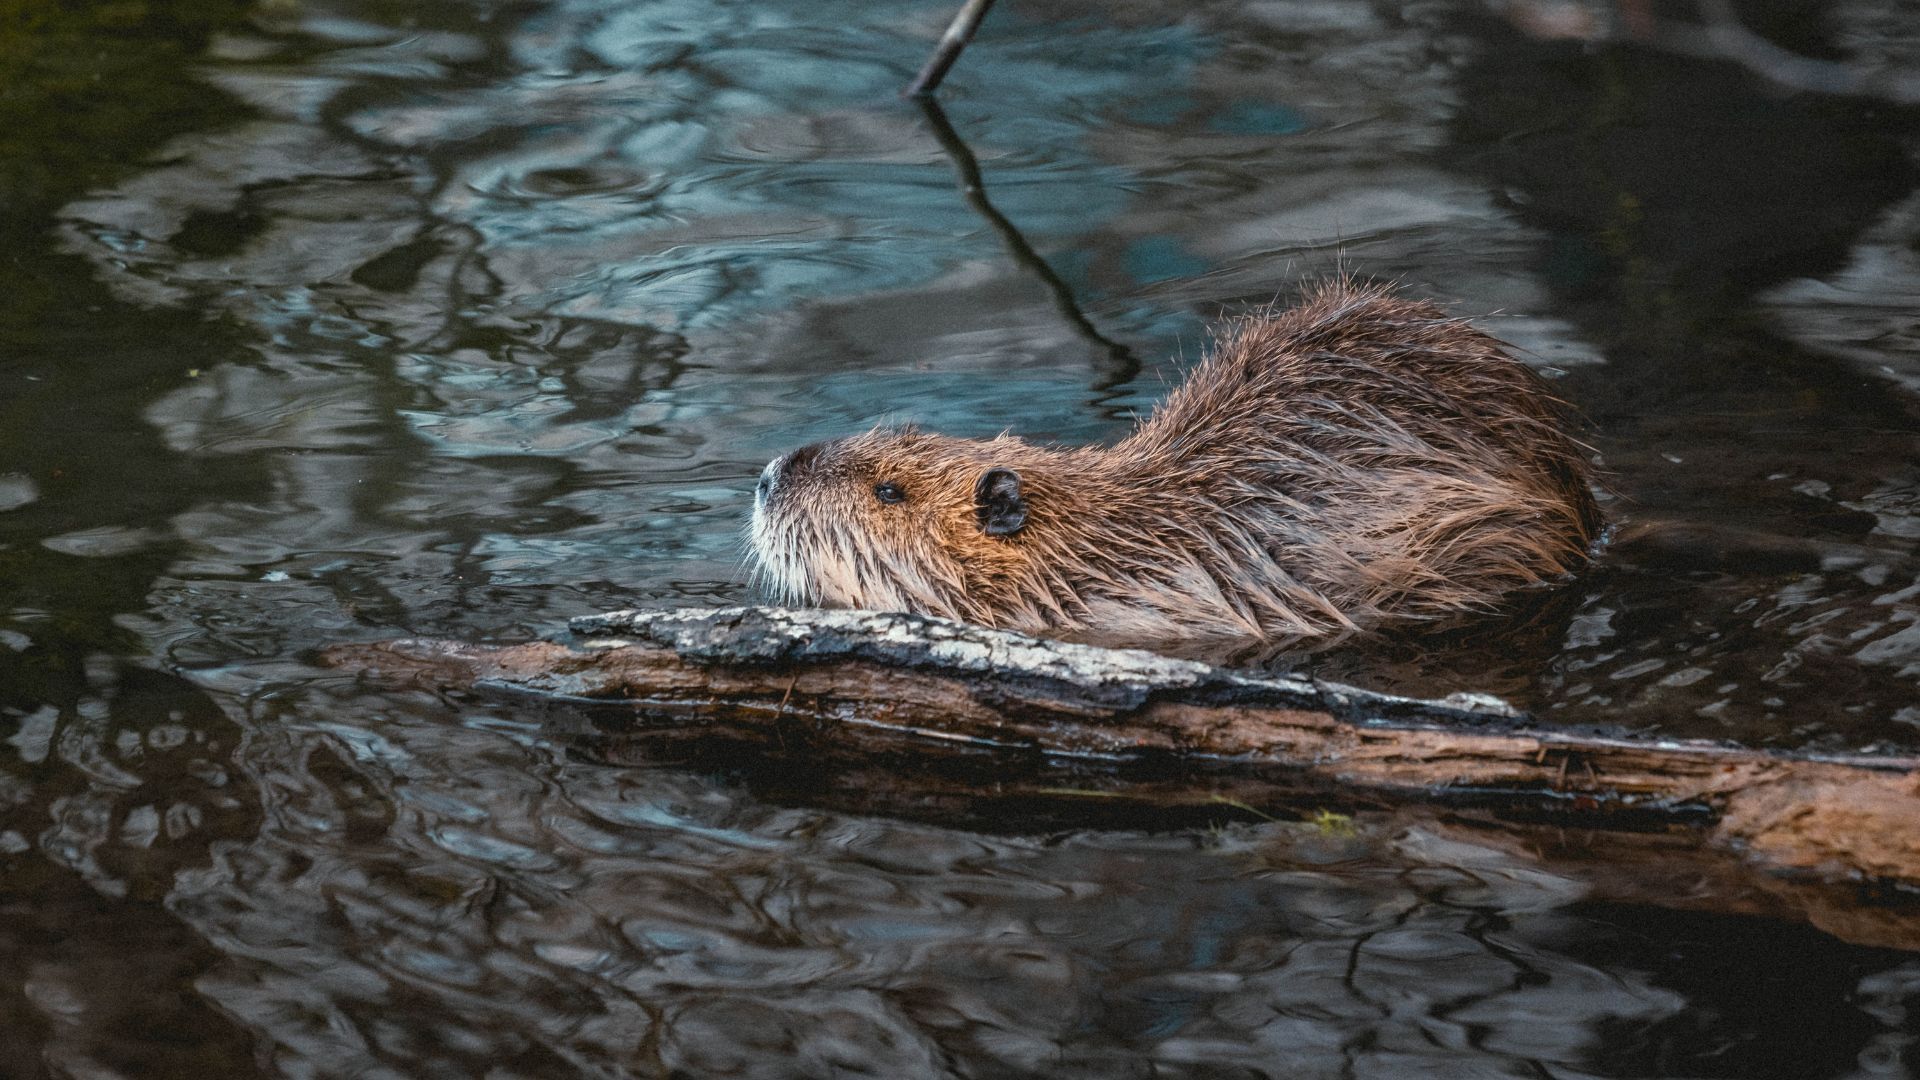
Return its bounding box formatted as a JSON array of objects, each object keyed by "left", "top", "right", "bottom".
[{"left": 974, "top": 468, "right": 1028, "bottom": 536}]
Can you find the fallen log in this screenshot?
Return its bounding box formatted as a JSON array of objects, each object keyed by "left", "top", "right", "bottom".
[{"left": 320, "top": 606, "right": 1920, "bottom": 940}]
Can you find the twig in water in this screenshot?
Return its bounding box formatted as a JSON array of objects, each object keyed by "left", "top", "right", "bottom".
[{"left": 905, "top": 0, "right": 999, "bottom": 97}]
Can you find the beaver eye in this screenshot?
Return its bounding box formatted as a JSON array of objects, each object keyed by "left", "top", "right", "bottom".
[{"left": 873, "top": 482, "right": 906, "bottom": 504}]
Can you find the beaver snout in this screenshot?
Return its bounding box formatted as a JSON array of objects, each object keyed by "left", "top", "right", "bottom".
[
  {"left": 754, "top": 441, "right": 829, "bottom": 507},
  {"left": 753, "top": 456, "right": 781, "bottom": 506}
]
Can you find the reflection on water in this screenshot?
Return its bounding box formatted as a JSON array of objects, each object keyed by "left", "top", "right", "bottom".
[
  {"left": 3, "top": 0, "right": 1919, "bottom": 1074},
  {"left": 157, "top": 677, "right": 1920, "bottom": 1078}
]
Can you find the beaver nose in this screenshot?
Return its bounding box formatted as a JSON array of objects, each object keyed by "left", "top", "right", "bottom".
[
  {"left": 757, "top": 442, "right": 827, "bottom": 505},
  {"left": 755, "top": 455, "right": 783, "bottom": 505}
]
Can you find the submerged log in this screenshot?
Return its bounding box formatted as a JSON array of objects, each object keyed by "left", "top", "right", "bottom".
[{"left": 321, "top": 607, "right": 1920, "bottom": 917}]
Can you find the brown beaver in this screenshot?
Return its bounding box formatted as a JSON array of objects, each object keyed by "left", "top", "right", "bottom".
[{"left": 749, "top": 279, "right": 1601, "bottom": 644}]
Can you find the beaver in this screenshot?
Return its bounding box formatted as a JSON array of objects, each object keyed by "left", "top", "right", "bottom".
[{"left": 749, "top": 279, "right": 1601, "bottom": 644}]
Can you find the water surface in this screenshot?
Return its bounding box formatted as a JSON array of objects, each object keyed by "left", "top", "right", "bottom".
[{"left": 3, "top": 0, "right": 1918, "bottom": 1075}]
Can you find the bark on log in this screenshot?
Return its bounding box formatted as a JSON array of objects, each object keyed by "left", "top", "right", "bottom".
[{"left": 320, "top": 606, "right": 1920, "bottom": 942}]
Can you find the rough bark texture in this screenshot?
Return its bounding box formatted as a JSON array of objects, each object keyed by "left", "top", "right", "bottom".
[{"left": 320, "top": 606, "right": 1920, "bottom": 944}]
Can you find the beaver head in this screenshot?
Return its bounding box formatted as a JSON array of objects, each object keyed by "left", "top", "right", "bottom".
[{"left": 749, "top": 429, "right": 1054, "bottom": 623}]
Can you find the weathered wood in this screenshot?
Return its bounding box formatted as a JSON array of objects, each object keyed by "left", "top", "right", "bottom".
[{"left": 320, "top": 607, "right": 1920, "bottom": 906}]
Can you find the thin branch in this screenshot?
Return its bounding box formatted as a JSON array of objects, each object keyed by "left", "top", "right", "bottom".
[{"left": 904, "top": 0, "right": 999, "bottom": 98}]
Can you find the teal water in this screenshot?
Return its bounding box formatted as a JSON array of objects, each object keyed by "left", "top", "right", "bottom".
[{"left": 2, "top": 0, "right": 1918, "bottom": 1075}]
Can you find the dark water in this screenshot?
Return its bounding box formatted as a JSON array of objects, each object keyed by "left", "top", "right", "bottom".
[{"left": 4, "top": 0, "right": 1920, "bottom": 1075}]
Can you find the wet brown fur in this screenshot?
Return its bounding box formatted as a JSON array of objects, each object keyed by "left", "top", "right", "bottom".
[{"left": 750, "top": 280, "right": 1601, "bottom": 645}]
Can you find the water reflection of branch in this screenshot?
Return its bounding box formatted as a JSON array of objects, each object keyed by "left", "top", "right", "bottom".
[
  {"left": 1494, "top": 0, "right": 1920, "bottom": 104},
  {"left": 916, "top": 97, "right": 1141, "bottom": 390}
]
